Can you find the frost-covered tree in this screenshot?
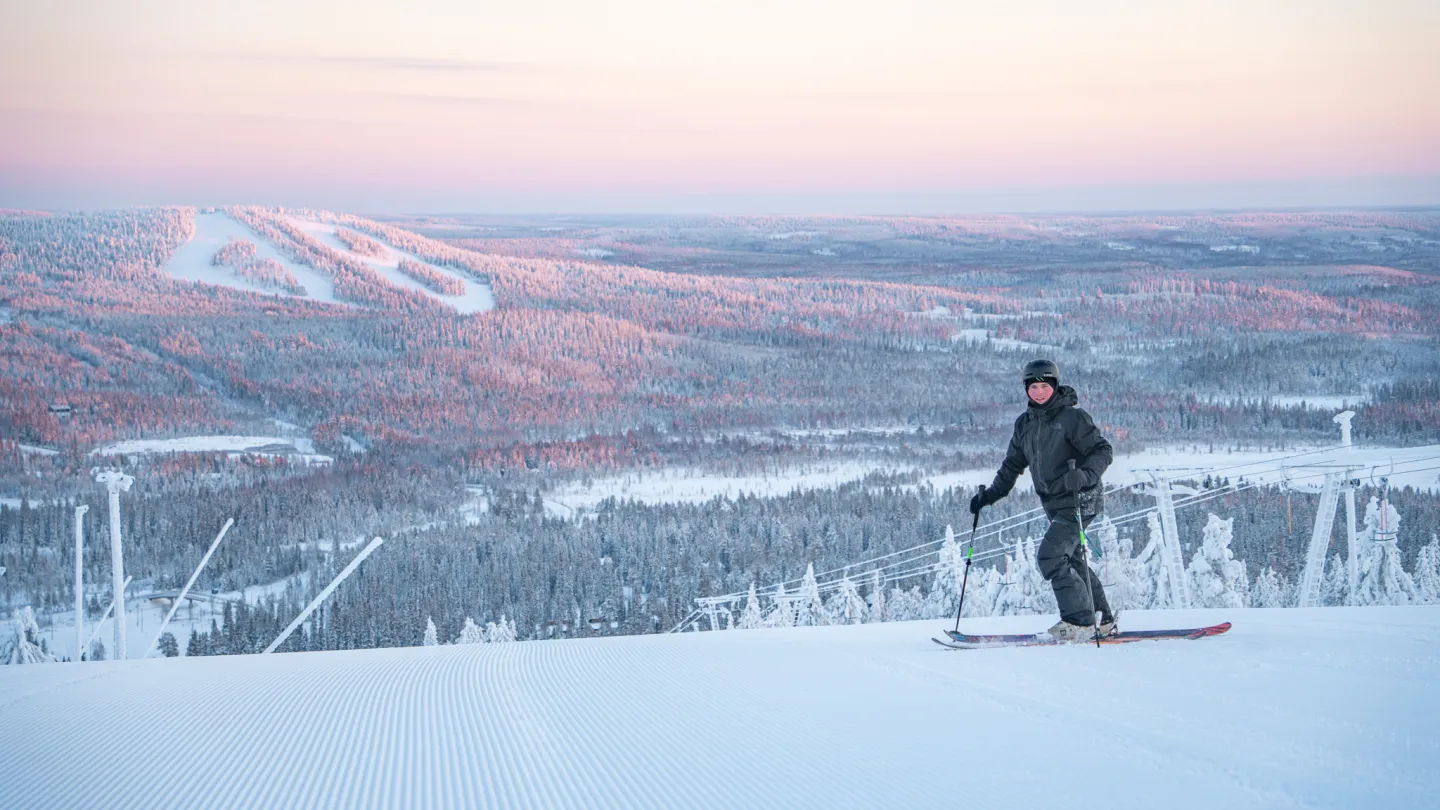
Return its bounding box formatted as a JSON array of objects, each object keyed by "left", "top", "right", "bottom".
[
  {"left": 423, "top": 616, "right": 439, "bottom": 646},
  {"left": 7, "top": 607, "right": 56, "bottom": 665},
  {"left": 1187, "top": 514, "right": 1249, "bottom": 609},
  {"left": 737, "top": 583, "right": 764, "bottom": 630},
  {"left": 1413, "top": 535, "right": 1440, "bottom": 605},
  {"left": 886, "top": 585, "right": 926, "bottom": 622},
  {"left": 993, "top": 537, "right": 1052, "bottom": 616},
  {"left": 157, "top": 632, "right": 180, "bottom": 658},
  {"left": 866, "top": 570, "right": 887, "bottom": 623},
  {"left": 826, "top": 574, "right": 868, "bottom": 625},
  {"left": 1093, "top": 516, "right": 1145, "bottom": 611},
  {"left": 1251, "top": 565, "right": 1291, "bottom": 608},
  {"left": 490, "top": 615, "right": 518, "bottom": 643},
  {"left": 1320, "top": 553, "right": 1349, "bottom": 607},
  {"left": 1140, "top": 512, "right": 1170, "bottom": 610},
  {"left": 765, "top": 583, "right": 795, "bottom": 628},
  {"left": 456, "top": 617, "right": 487, "bottom": 644},
  {"left": 925, "top": 526, "right": 966, "bottom": 619},
  {"left": 1354, "top": 496, "right": 1416, "bottom": 606},
  {"left": 793, "top": 563, "right": 827, "bottom": 627},
  {"left": 962, "top": 565, "right": 1004, "bottom": 619}
]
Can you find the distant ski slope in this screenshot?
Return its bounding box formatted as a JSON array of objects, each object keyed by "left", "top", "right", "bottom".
[{"left": 3, "top": 607, "right": 1437, "bottom": 809}]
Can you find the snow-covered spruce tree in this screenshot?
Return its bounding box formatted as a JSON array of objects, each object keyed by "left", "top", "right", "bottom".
[
  {"left": 886, "top": 585, "right": 926, "bottom": 622},
  {"left": 1413, "top": 535, "right": 1440, "bottom": 605},
  {"left": 993, "top": 536, "right": 1053, "bottom": 616},
  {"left": 925, "top": 526, "right": 966, "bottom": 620},
  {"left": 490, "top": 615, "right": 518, "bottom": 643},
  {"left": 7, "top": 607, "right": 56, "bottom": 665},
  {"left": 1140, "top": 512, "right": 1169, "bottom": 610},
  {"left": 825, "top": 574, "right": 867, "bottom": 625},
  {"left": 1320, "top": 553, "right": 1349, "bottom": 607},
  {"left": 456, "top": 617, "right": 486, "bottom": 644},
  {"left": 1251, "top": 565, "right": 1291, "bottom": 608},
  {"left": 866, "top": 570, "right": 887, "bottom": 623},
  {"left": 737, "top": 583, "right": 764, "bottom": 630},
  {"left": 1187, "top": 514, "right": 1249, "bottom": 609},
  {"left": 963, "top": 565, "right": 1003, "bottom": 619},
  {"left": 765, "top": 583, "right": 794, "bottom": 628},
  {"left": 1354, "top": 496, "right": 1416, "bottom": 606},
  {"left": 1091, "top": 516, "right": 1142, "bottom": 611},
  {"left": 793, "top": 563, "right": 827, "bottom": 627},
  {"left": 423, "top": 616, "right": 439, "bottom": 647}
]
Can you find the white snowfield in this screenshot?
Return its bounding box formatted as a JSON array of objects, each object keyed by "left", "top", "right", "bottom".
[
  {"left": 92, "top": 434, "right": 332, "bottom": 465},
  {"left": 287, "top": 218, "right": 496, "bottom": 315},
  {"left": 3, "top": 607, "right": 1437, "bottom": 809},
  {"left": 161, "top": 211, "right": 341, "bottom": 303}
]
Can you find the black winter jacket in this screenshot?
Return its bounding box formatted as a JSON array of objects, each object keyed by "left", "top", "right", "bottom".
[{"left": 988, "top": 385, "right": 1112, "bottom": 517}]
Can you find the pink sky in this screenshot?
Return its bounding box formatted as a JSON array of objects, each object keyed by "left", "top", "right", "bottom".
[{"left": 2, "top": 0, "right": 1437, "bottom": 213}]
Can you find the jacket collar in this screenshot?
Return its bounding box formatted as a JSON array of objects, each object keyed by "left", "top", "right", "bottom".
[{"left": 1027, "top": 384, "right": 1078, "bottom": 417}]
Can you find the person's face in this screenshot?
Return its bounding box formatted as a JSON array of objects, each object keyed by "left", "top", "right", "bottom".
[{"left": 1027, "top": 380, "right": 1054, "bottom": 405}]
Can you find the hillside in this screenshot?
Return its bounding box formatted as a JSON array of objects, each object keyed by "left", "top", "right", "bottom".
[{"left": 4, "top": 606, "right": 1437, "bottom": 809}]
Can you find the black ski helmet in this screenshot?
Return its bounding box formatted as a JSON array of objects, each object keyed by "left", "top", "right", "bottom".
[{"left": 1022, "top": 359, "right": 1059, "bottom": 387}]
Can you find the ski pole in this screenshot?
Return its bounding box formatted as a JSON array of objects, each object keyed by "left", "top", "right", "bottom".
[
  {"left": 1070, "top": 460, "right": 1101, "bottom": 648},
  {"left": 952, "top": 485, "right": 984, "bottom": 634}
]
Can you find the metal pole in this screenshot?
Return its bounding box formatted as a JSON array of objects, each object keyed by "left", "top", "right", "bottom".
[
  {"left": 145, "top": 518, "right": 234, "bottom": 658},
  {"left": 85, "top": 575, "right": 132, "bottom": 657},
  {"left": 95, "top": 471, "right": 134, "bottom": 659},
  {"left": 265, "top": 537, "right": 383, "bottom": 654},
  {"left": 952, "top": 486, "right": 985, "bottom": 634},
  {"left": 74, "top": 504, "right": 88, "bottom": 662},
  {"left": 1070, "top": 462, "right": 1101, "bottom": 648}
]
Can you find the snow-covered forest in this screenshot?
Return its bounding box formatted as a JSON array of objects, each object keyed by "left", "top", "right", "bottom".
[{"left": 3, "top": 206, "right": 1439, "bottom": 661}]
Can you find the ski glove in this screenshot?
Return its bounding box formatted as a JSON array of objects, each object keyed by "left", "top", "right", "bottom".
[
  {"left": 969, "top": 487, "right": 996, "bottom": 515},
  {"left": 1062, "top": 468, "right": 1094, "bottom": 493}
]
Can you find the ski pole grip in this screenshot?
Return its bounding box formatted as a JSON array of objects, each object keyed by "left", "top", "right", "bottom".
[{"left": 1068, "top": 459, "right": 1076, "bottom": 471}]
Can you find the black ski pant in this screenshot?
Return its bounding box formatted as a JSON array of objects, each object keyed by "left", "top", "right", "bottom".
[{"left": 1036, "top": 511, "right": 1112, "bottom": 626}]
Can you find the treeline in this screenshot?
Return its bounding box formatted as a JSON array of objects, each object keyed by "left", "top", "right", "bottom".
[{"left": 41, "top": 473, "right": 1437, "bottom": 655}]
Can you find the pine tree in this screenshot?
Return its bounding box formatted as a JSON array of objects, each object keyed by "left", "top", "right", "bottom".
[
  {"left": 1251, "top": 565, "right": 1290, "bottom": 608},
  {"left": 157, "top": 632, "right": 180, "bottom": 658},
  {"left": 764, "top": 583, "right": 794, "bottom": 628},
  {"left": 1320, "top": 553, "right": 1348, "bottom": 606},
  {"left": 490, "top": 615, "right": 517, "bottom": 643},
  {"left": 1188, "top": 514, "right": 1248, "bottom": 609},
  {"left": 825, "top": 574, "right": 867, "bottom": 625},
  {"left": 456, "top": 617, "right": 486, "bottom": 644},
  {"left": 1413, "top": 535, "right": 1440, "bottom": 605},
  {"left": 993, "top": 537, "right": 1052, "bottom": 616},
  {"left": 423, "top": 616, "right": 439, "bottom": 647},
  {"left": 792, "top": 563, "right": 826, "bottom": 627},
  {"left": 925, "top": 525, "right": 966, "bottom": 620},
  {"left": 737, "top": 583, "right": 764, "bottom": 630}
]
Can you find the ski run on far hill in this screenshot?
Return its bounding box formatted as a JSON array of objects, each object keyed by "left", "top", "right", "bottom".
[{"left": 3, "top": 606, "right": 1437, "bottom": 810}]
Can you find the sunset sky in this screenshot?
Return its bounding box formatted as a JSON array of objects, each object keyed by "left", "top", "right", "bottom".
[{"left": 2, "top": 0, "right": 1437, "bottom": 213}]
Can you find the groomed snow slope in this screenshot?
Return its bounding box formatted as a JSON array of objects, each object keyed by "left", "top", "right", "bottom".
[
  {"left": 161, "top": 212, "right": 340, "bottom": 303},
  {"left": 3, "top": 607, "right": 1436, "bottom": 809}
]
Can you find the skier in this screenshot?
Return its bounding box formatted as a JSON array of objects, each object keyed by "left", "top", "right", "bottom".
[{"left": 969, "top": 359, "right": 1118, "bottom": 641}]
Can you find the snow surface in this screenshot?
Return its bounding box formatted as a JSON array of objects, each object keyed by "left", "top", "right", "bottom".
[
  {"left": 3, "top": 607, "right": 1436, "bottom": 809},
  {"left": 92, "top": 435, "right": 332, "bottom": 465},
  {"left": 287, "top": 218, "right": 495, "bottom": 315},
  {"left": 161, "top": 212, "right": 340, "bottom": 303}
]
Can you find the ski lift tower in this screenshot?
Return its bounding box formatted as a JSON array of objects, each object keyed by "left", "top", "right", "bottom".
[
  {"left": 95, "top": 470, "right": 134, "bottom": 659},
  {"left": 1295, "top": 411, "right": 1361, "bottom": 607}
]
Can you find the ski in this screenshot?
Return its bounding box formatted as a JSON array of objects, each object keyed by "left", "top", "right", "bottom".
[{"left": 935, "top": 621, "right": 1231, "bottom": 649}]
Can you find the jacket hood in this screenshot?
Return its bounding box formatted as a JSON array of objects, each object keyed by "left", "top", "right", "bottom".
[{"left": 1028, "top": 384, "right": 1078, "bottom": 414}]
